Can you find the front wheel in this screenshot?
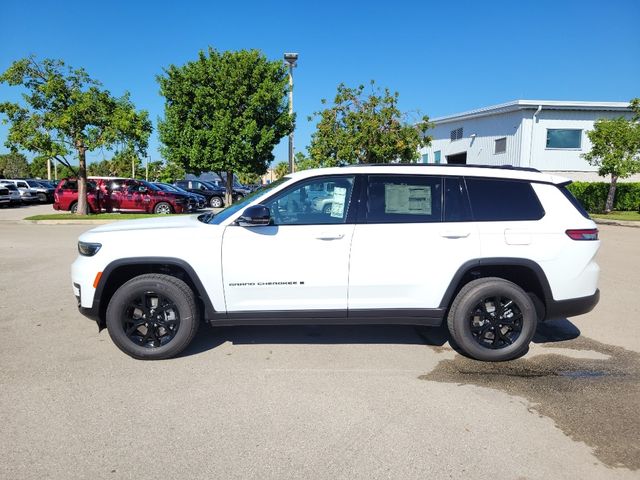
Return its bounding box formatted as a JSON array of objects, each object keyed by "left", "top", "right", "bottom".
[
  {"left": 105, "top": 274, "right": 199, "bottom": 360},
  {"left": 447, "top": 277, "right": 537, "bottom": 362},
  {"left": 209, "top": 196, "right": 223, "bottom": 208},
  {"left": 153, "top": 202, "right": 173, "bottom": 214}
]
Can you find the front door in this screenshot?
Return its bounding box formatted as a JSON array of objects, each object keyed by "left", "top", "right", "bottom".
[{"left": 221, "top": 175, "right": 358, "bottom": 313}]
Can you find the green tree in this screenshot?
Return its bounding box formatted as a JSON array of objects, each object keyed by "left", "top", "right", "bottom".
[
  {"left": 87, "top": 159, "right": 113, "bottom": 177},
  {"left": 0, "top": 56, "right": 152, "bottom": 214},
  {"left": 146, "top": 161, "right": 164, "bottom": 181},
  {"left": 583, "top": 99, "right": 640, "bottom": 213},
  {"left": 294, "top": 151, "right": 320, "bottom": 171},
  {"left": 29, "top": 156, "right": 75, "bottom": 179},
  {"left": 237, "top": 171, "right": 263, "bottom": 186},
  {"left": 157, "top": 160, "right": 185, "bottom": 183},
  {"left": 0, "top": 152, "right": 30, "bottom": 178},
  {"left": 109, "top": 148, "right": 143, "bottom": 178},
  {"left": 308, "top": 81, "right": 432, "bottom": 166},
  {"left": 158, "top": 47, "right": 293, "bottom": 205},
  {"left": 273, "top": 161, "right": 289, "bottom": 179}
]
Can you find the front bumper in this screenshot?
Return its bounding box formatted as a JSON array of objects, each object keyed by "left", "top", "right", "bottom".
[{"left": 545, "top": 289, "right": 600, "bottom": 320}]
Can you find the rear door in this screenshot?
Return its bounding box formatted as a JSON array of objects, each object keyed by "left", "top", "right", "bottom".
[{"left": 348, "top": 175, "right": 480, "bottom": 312}]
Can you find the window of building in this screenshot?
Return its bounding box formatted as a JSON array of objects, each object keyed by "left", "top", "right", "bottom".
[
  {"left": 495, "top": 137, "right": 507, "bottom": 154},
  {"left": 465, "top": 178, "right": 544, "bottom": 221},
  {"left": 421, "top": 153, "right": 429, "bottom": 164},
  {"left": 546, "top": 129, "right": 582, "bottom": 149},
  {"left": 366, "top": 175, "right": 442, "bottom": 223},
  {"left": 434, "top": 151, "right": 441, "bottom": 164},
  {"left": 450, "top": 127, "right": 463, "bottom": 141}
]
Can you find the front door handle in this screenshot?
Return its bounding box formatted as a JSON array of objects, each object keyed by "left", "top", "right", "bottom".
[
  {"left": 315, "top": 233, "right": 344, "bottom": 241},
  {"left": 440, "top": 230, "right": 470, "bottom": 239}
]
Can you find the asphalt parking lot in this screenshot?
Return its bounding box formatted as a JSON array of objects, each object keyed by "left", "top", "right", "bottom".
[{"left": 0, "top": 214, "right": 638, "bottom": 479}]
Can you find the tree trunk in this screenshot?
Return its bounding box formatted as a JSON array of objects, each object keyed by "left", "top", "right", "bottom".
[
  {"left": 225, "top": 170, "right": 234, "bottom": 206},
  {"left": 605, "top": 174, "right": 618, "bottom": 214},
  {"left": 76, "top": 145, "right": 88, "bottom": 215}
]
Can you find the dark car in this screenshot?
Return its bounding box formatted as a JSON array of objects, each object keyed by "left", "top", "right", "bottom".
[
  {"left": 154, "top": 182, "right": 206, "bottom": 211},
  {"left": 206, "top": 177, "right": 251, "bottom": 201},
  {"left": 174, "top": 180, "right": 226, "bottom": 208},
  {"left": 25, "top": 180, "right": 55, "bottom": 203}
]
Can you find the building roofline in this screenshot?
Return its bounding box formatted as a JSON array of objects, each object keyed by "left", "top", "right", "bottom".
[{"left": 431, "top": 100, "right": 632, "bottom": 124}]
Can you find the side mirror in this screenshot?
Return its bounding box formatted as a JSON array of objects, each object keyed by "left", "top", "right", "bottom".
[{"left": 237, "top": 205, "right": 271, "bottom": 227}]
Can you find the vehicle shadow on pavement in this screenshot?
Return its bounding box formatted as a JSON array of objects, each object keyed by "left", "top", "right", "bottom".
[
  {"left": 179, "top": 319, "right": 581, "bottom": 358},
  {"left": 180, "top": 324, "right": 448, "bottom": 357}
]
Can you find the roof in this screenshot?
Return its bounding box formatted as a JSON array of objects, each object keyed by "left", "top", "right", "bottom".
[
  {"left": 431, "top": 99, "right": 632, "bottom": 124},
  {"left": 287, "top": 164, "right": 570, "bottom": 185}
]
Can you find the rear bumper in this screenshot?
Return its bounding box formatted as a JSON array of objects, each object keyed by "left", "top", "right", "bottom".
[{"left": 545, "top": 289, "right": 600, "bottom": 320}]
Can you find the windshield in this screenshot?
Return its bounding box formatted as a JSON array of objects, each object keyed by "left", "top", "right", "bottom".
[
  {"left": 198, "top": 177, "right": 289, "bottom": 225},
  {"left": 140, "top": 180, "right": 161, "bottom": 191}
]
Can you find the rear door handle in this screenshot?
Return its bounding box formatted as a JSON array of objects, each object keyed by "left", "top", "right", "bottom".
[
  {"left": 440, "top": 231, "right": 470, "bottom": 239},
  {"left": 315, "top": 233, "right": 344, "bottom": 240}
]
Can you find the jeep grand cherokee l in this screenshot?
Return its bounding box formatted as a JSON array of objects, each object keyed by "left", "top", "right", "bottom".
[{"left": 72, "top": 165, "right": 600, "bottom": 361}]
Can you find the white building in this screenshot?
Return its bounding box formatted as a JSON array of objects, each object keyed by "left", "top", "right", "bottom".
[{"left": 419, "top": 100, "right": 635, "bottom": 181}]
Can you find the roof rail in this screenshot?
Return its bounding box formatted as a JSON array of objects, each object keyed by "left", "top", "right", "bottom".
[{"left": 341, "top": 163, "right": 541, "bottom": 173}]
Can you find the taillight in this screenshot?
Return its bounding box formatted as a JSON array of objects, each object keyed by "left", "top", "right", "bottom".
[{"left": 566, "top": 229, "right": 599, "bottom": 241}]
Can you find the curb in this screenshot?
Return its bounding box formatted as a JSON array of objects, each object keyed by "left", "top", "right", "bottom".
[
  {"left": 21, "top": 219, "right": 116, "bottom": 225},
  {"left": 593, "top": 218, "right": 640, "bottom": 228}
]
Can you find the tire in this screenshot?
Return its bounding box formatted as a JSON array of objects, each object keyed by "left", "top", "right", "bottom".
[
  {"left": 37, "top": 193, "right": 47, "bottom": 203},
  {"left": 322, "top": 203, "right": 332, "bottom": 214},
  {"left": 447, "top": 277, "right": 537, "bottom": 362},
  {"left": 105, "top": 274, "right": 200, "bottom": 360},
  {"left": 153, "top": 202, "right": 173, "bottom": 214},
  {"left": 209, "top": 196, "right": 223, "bottom": 208}
]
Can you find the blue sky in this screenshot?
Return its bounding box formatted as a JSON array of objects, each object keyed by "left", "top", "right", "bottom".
[{"left": 1, "top": 0, "right": 638, "bottom": 167}]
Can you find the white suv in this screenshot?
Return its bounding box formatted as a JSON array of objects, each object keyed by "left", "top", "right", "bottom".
[{"left": 71, "top": 165, "right": 600, "bottom": 361}]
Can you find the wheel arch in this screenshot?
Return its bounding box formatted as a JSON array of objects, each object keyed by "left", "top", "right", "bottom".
[
  {"left": 92, "top": 257, "right": 216, "bottom": 328},
  {"left": 439, "top": 258, "right": 553, "bottom": 321}
]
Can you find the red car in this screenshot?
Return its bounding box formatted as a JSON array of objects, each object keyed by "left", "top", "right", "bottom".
[{"left": 54, "top": 177, "right": 192, "bottom": 214}]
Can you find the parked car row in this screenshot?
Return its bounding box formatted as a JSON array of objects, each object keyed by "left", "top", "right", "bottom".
[
  {"left": 0, "top": 179, "right": 55, "bottom": 206},
  {"left": 51, "top": 175, "right": 259, "bottom": 214}
]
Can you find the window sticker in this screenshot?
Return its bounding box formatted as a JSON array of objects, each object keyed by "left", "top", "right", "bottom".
[
  {"left": 330, "top": 186, "right": 347, "bottom": 218},
  {"left": 384, "top": 184, "right": 432, "bottom": 215}
]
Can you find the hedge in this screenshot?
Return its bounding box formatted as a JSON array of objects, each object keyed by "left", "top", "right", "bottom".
[{"left": 566, "top": 182, "right": 640, "bottom": 213}]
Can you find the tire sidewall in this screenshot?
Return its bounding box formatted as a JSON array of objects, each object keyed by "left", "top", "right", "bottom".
[
  {"left": 154, "top": 202, "right": 172, "bottom": 214},
  {"left": 106, "top": 276, "right": 196, "bottom": 360},
  {"left": 210, "top": 196, "right": 223, "bottom": 208},
  {"left": 449, "top": 280, "right": 537, "bottom": 361}
]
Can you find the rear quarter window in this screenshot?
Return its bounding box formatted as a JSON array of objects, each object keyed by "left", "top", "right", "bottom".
[
  {"left": 465, "top": 178, "right": 544, "bottom": 221},
  {"left": 558, "top": 184, "right": 591, "bottom": 219}
]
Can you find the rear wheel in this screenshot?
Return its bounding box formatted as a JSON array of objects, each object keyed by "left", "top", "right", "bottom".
[
  {"left": 209, "top": 196, "right": 223, "bottom": 208},
  {"left": 70, "top": 202, "right": 90, "bottom": 214},
  {"left": 106, "top": 274, "right": 199, "bottom": 360},
  {"left": 37, "top": 193, "right": 47, "bottom": 203},
  {"left": 447, "top": 277, "right": 537, "bottom": 361}
]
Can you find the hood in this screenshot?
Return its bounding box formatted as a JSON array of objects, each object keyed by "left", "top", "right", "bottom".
[{"left": 88, "top": 214, "right": 204, "bottom": 234}]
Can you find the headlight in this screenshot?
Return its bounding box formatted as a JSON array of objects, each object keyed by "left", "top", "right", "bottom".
[{"left": 78, "top": 241, "right": 102, "bottom": 256}]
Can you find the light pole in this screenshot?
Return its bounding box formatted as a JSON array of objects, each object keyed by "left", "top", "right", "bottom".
[{"left": 284, "top": 52, "right": 298, "bottom": 174}]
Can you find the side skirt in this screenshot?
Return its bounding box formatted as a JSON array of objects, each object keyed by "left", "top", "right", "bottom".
[{"left": 207, "top": 308, "right": 445, "bottom": 327}]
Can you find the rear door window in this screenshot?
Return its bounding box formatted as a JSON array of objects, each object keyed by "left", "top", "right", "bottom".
[
  {"left": 366, "top": 175, "right": 442, "bottom": 223},
  {"left": 444, "top": 177, "right": 472, "bottom": 222},
  {"left": 465, "top": 178, "right": 544, "bottom": 221}
]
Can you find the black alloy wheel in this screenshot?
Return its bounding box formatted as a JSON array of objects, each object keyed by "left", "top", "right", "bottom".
[
  {"left": 469, "top": 296, "right": 523, "bottom": 349},
  {"left": 447, "top": 277, "right": 537, "bottom": 361},
  {"left": 123, "top": 291, "right": 181, "bottom": 348},
  {"left": 106, "top": 274, "right": 199, "bottom": 360}
]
